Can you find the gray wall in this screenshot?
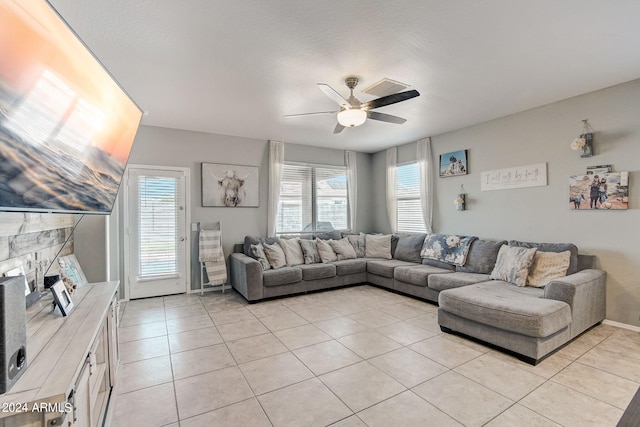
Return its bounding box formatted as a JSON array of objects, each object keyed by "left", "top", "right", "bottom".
[
  {"left": 372, "top": 79, "right": 640, "bottom": 326},
  {"left": 123, "top": 126, "right": 374, "bottom": 291}
]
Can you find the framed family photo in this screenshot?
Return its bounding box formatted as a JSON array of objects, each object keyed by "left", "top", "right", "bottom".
[
  {"left": 202, "top": 163, "right": 259, "bottom": 207},
  {"left": 51, "top": 280, "right": 74, "bottom": 316},
  {"left": 439, "top": 150, "right": 468, "bottom": 177},
  {"left": 569, "top": 171, "right": 629, "bottom": 210}
]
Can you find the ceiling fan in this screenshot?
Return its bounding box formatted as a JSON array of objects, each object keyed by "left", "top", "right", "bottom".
[{"left": 284, "top": 77, "right": 420, "bottom": 134}]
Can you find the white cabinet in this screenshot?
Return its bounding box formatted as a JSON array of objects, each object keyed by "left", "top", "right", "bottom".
[{"left": 0, "top": 282, "right": 120, "bottom": 427}]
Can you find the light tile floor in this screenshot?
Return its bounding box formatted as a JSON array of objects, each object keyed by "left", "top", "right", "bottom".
[{"left": 109, "top": 285, "right": 638, "bottom": 427}]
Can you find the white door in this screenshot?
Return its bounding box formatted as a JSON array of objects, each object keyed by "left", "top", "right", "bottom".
[{"left": 124, "top": 166, "right": 190, "bottom": 299}]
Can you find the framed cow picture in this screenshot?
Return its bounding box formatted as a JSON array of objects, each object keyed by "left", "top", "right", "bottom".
[{"left": 202, "top": 163, "right": 259, "bottom": 207}]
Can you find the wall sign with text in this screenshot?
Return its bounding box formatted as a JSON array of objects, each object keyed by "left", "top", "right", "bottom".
[{"left": 480, "top": 163, "right": 547, "bottom": 191}]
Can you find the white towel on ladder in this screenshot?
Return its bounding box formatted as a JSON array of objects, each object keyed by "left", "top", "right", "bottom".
[{"left": 199, "top": 230, "right": 227, "bottom": 285}]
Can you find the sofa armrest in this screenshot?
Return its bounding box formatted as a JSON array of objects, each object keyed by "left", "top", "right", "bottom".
[
  {"left": 544, "top": 269, "right": 606, "bottom": 338},
  {"left": 229, "top": 253, "right": 264, "bottom": 301}
]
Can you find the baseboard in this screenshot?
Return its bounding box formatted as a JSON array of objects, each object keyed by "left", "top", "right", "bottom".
[{"left": 603, "top": 319, "right": 640, "bottom": 332}]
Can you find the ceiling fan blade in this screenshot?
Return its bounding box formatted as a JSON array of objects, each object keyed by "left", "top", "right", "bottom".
[
  {"left": 283, "top": 111, "right": 335, "bottom": 118},
  {"left": 367, "top": 111, "right": 406, "bottom": 124},
  {"left": 362, "top": 89, "right": 420, "bottom": 110},
  {"left": 318, "top": 83, "right": 350, "bottom": 108},
  {"left": 333, "top": 123, "right": 345, "bottom": 134}
]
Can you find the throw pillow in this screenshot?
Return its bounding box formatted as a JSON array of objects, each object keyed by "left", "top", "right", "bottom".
[
  {"left": 279, "top": 237, "right": 305, "bottom": 266},
  {"left": 316, "top": 239, "right": 338, "bottom": 263},
  {"left": 263, "top": 242, "right": 287, "bottom": 270},
  {"left": 347, "top": 234, "right": 366, "bottom": 258},
  {"left": 527, "top": 250, "right": 571, "bottom": 288},
  {"left": 490, "top": 245, "right": 537, "bottom": 287},
  {"left": 365, "top": 234, "right": 392, "bottom": 259},
  {"left": 299, "top": 239, "right": 321, "bottom": 264},
  {"left": 250, "top": 243, "right": 271, "bottom": 270},
  {"left": 329, "top": 237, "right": 357, "bottom": 260},
  {"left": 509, "top": 240, "right": 579, "bottom": 275},
  {"left": 243, "top": 235, "right": 278, "bottom": 257}
]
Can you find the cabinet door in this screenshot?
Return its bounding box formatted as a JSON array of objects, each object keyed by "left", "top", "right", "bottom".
[
  {"left": 72, "top": 359, "right": 92, "bottom": 427},
  {"left": 107, "top": 297, "right": 119, "bottom": 386}
]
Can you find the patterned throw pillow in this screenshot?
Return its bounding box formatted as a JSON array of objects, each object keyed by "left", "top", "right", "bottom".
[
  {"left": 420, "top": 234, "right": 477, "bottom": 266},
  {"left": 329, "top": 237, "right": 357, "bottom": 260},
  {"left": 490, "top": 245, "right": 537, "bottom": 287},
  {"left": 250, "top": 243, "right": 271, "bottom": 270},
  {"left": 263, "top": 242, "right": 287, "bottom": 270},
  {"left": 347, "top": 234, "right": 366, "bottom": 258},
  {"left": 299, "top": 239, "right": 321, "bottom": 264},
  {"left": 316, "top": 239, "right": 338, "bottom": 263},
  {"left": 279, "top": 237, "right": 305, "bottom": 266},
  {"left": 527, "top": 250, "right": 571, "bottom": 287}
]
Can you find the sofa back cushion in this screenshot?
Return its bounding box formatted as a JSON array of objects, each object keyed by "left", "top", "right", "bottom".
[
  {"left": 509, "top": 240, "right": 579, "bottom": 275},
  {"left": 393, "top": 233, "right": 427, "bottom": 263},
  {"left": 456, "top": 239, "right": 507, "bottom": 274}
]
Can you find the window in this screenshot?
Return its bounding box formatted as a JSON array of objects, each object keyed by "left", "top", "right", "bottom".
[
  {"left": 396, "top": 162, "right": 427, "bottom": 233},
  {"left": 136, "top": 175, "right": 180, "bottom": 279},
  {"left": 276, "top": 163, "right": 348, "bottom": 234}
]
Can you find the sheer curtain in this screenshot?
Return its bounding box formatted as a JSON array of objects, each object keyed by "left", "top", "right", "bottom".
[
  {"left": 417, "top": 138, "right": 434, "bottom": 233},
  {"left": 345, "top": 150, "right": 357, "bottom": 231},
  {"left": 386, "top": 147, "right": 398, "bottom": 233},
  {"left": 267, "top": 140, "right": 284, "bottom": 237}
]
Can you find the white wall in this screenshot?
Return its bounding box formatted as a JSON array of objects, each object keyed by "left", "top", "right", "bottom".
[
  {"left": 373, "top": 79, "right": 640, "bottom": 326},
  {"left": 123, "top": 126, "right": 374, "bottom": 291}
]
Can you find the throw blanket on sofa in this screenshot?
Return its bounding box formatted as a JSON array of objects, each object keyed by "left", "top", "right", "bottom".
[
  {"left": 420, "top": 234, "right": 477, "bottom": 266},
  {"left": 199, "top": 229, "right": 227, "bottom": 285}
]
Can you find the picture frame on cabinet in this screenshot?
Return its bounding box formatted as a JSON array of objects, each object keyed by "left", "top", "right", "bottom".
[{"left": 51, "top": 280, "right": 74, "bottom": 316}]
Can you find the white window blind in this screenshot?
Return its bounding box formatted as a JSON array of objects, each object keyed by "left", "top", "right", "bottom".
[
  {"left": 396, "top": 163, "right": 427, "bottom": 233},
  {"left": 276, "top": 164, "right": 348, "bottom": 234},
  {"left": 137, "top": 175, "right": 179, "bottom": 279}
]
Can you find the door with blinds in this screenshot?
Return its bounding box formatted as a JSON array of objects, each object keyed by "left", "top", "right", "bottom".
[{"left": 124, "top": 166, "right": 190, "bottom": 299}]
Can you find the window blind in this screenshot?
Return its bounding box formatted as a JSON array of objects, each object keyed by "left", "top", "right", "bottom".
[
  {"left": 396, "top": 163, "right": 427, "bottom": 233},
  {"left": 137, "top": 175, "right": 179, "bottom": 279},
  {"left": 276, "top": 163, "right": 348, "bottom": 233}
]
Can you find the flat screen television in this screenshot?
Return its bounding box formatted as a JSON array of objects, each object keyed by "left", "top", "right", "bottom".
[{"left": 0, "top": 0, "right": 142, "bottom": 214}]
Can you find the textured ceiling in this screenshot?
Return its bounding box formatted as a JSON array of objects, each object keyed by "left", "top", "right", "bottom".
[{"left": 49, "top": 0, "right": 640, "bottom": 153}]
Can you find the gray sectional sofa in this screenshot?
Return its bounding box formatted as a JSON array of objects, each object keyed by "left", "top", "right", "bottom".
[{"left": 228, "top": 232, "right": 606, "bottom": 364}]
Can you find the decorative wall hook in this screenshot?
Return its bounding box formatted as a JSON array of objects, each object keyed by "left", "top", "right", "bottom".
[{"left": 570, "top": 119, "right": 593, "bottom": 157}]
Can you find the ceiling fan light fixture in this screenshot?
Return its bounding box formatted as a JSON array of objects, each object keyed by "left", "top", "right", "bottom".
[{"left": 337, "top": 108, "right": 367, "bottom": 127}]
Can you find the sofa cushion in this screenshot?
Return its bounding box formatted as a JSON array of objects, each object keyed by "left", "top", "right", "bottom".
[
  {"left": 329, "top": 237, "right": 357, "bottom": 260},
  {"left": 393, "top": 233, "right": 427, "bottom": 263},
  {"left": 394, "top": 265, "right": 454, "bottom": 287},
  {"left": 346, "top": 234, "right": 366, "bottom": 258},
  {"left": 456, "top": 239, "right": 507, "bottom": 274},
  {"left": 279, "top": 237, "right": 305, "bottom": 266},
  {"left": 299, "top": 263, "right": 336, "bottom": 281},
  {"left": 299, "top": 239, "right": 321, "bottom": 264},
  {"left": 244, "top": 235, "right": 279, "bottom": 257},
  {"left": 365, "top": 234, "right": 392, "bottom": 259},
  {"left": 527, "top": 250, "right": 571, "bottom": 288},
  {"left": 315, "top": 230, "right": 342, "bottom": 240},
  {"left": 367, "top": 259, "right": 416, "bottom": 278},
  {"left": 438, "top": 281, "right": 571, "bottom": 338},
  {"left": 332, "top": 259, "right": 367, "bottom": 276},
  {"left": 317, "top": 239, "right": 338, "bottom": 263},
  {"left": 490, "top": 245, "right": 537, "bottom": 287},
  {"left": 422, "top": 258, "right": 456, "bottom": 271},
  {"left": 509, "top": 240, "right": 579, "bottom": 275},
  {"left": 428, "top": 272, "right": 490, "bottom": 292},
  {"left": 263, "top": 267, "right": 303, "bottom": 287},
  {"left": 263, "top": 242, "right": 287, "bottom": 270}
]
